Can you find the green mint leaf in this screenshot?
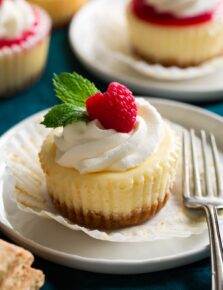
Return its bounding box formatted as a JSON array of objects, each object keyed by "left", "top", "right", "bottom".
[
  {"left": 41, "top": 104, "right": 89, "bottom": 128},
  {"left": 53, "top": 72, "right": 100, "bottom": 107}
]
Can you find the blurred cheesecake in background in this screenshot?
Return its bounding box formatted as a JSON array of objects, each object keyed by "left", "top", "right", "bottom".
[
  {"left": 28, "top": 0, "right": 88, "bottom": 27},
  {"left": 0, "top": 0, "right": 51, "bottom": 97},
  {"left": 126, "top": 0, "right": 223, "bottom": 67}
]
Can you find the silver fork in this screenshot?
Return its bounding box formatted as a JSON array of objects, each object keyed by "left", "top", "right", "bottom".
[{"left": 183, "top": 129, "right": 223, "bottom": 290}]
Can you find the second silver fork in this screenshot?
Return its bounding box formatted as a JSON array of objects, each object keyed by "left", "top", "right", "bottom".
[{"left": 183, "top": 129, "right": 223, "bottom": 290}]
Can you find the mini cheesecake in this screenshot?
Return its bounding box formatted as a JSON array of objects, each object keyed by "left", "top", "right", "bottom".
[
  {"left": 127, "top": 0, "right": 223, "bottom": 67},
  {"left": 39, "top": 122, "right": 180, "bottom": 230},
  {"left": 0, "top": 0, "right": 51, "bottom": 97},
  {"left": 40, "top": 74, "right": 181, "bottom": 230}
]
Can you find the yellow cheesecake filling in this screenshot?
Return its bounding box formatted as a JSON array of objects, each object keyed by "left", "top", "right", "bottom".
[{"left": 0, "top": 37, "right": 50, "bottom": 96}]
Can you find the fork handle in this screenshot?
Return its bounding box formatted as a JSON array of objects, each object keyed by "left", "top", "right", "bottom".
[{"left": 203, "top": 205, "right": 223, "bottom": 290}]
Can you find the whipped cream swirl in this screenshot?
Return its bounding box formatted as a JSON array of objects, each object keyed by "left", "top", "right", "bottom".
[
  {"left": 145, "top": 0, "right": 219, "bottom": 17},
  {"left": 54, "top": 99, "right": 164, "bottom": 174},
  {"left": 0, "top": 0, "right": 35, "bottom": 40}
]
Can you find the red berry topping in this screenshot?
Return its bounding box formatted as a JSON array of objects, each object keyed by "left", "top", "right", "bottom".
[{"left": 86, "top": 82, "right": 137, "bottom": 133}]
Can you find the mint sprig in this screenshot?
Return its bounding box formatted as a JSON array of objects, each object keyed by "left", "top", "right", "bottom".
[
  {"left": 41, "top": 104, "right": 88, "bottom": 128},
  {"left": 53, "top": 72, "right": 100, "bottom": 107},
  {"left": 41, "top": 72, "right": 100, "bottom": 128}
]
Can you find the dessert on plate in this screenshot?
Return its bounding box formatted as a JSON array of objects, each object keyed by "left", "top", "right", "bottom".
[
  {"left": 126, "top": 0, "right": 223, "bottom": 67},
  {"left": 0, "top": 0, "right": 51, "bottom": 97},
  {"left": 39, "top": 72, "right": 180, "bottom": 230},
  {"left": 27, "top": 0, "right": 88, "bottom": 27}
]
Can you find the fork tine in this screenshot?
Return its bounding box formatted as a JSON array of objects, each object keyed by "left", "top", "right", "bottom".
[
  {"left": 201, "top": 130, "right": 213, "bottom": 197},
  {"left": 210, "top": 133, "right": 223, "bottom": 197},
  {"left": 190, "top": 129, "right": 202, "bottom": 197},
  {"left": 183, "top": 130, "right": 190, "bottom": 198},
  {"left": 183, "top": 130, "right": 223, "bottom": 289}
]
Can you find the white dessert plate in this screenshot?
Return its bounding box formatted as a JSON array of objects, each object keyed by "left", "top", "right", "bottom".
[
  {"left": 0, "top": 98, "right": 223, "bottom": 274},
  {"left": 69, "top": 0, "right": 223, "bottom": 102}
]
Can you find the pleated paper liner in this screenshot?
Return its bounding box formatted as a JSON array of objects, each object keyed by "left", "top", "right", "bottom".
[
  {"left": 94, "top": 0, "right": 223, "bottom": 81},
  {"left": 1, "top": 112, "right": 218, "bottom": 242}
]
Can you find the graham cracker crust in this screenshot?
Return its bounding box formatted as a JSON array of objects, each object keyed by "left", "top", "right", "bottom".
[
  {"left": 49, "top": 193, "right": 170, "bottom": 230},
  {"left": 134, "top": 48, "right": 223, "bottom": 68}
]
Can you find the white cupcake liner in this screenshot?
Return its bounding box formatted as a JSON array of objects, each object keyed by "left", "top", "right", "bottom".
[
  {"left": 1, "top": 112, "right": 221, "bottom": 242},
  {"left": 0, "top": 6, "right": 51, "bottom": 96},
  {"left": 89, "top": 0, "right": 223, "bottom": 81}
]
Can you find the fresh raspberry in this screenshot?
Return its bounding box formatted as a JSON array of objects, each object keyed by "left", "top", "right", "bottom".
[{"left": 86, "top": 82, "right": 137, "bottom": 133}]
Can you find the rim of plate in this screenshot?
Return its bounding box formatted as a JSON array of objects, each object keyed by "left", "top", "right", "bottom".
[
  {"left": 0, "top": 98, "right": 221, "bottom": 270},
  {"left": 69, "top": 0, "right": 223, "bottom": 100}
]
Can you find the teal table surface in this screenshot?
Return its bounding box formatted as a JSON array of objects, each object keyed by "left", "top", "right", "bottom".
[{"left": 1, "top": 27, "right": 223, "bottom": 290}]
